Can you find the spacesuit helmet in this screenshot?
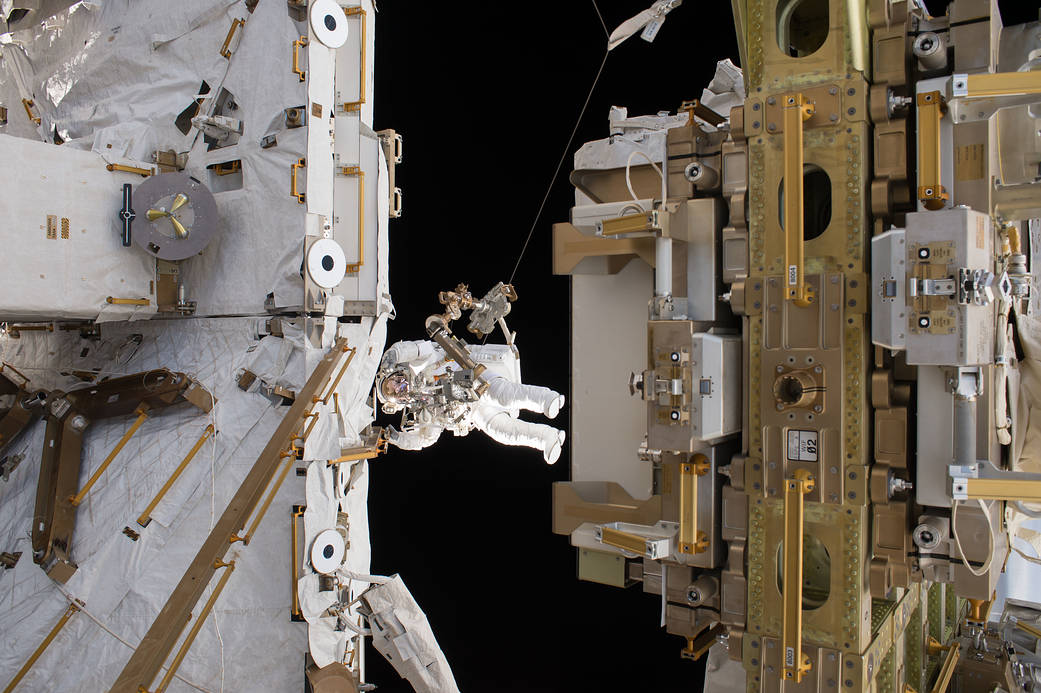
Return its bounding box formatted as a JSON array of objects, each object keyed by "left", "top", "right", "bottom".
[{"left": 376, "top": 369, "right": 412, "bottom": 412}]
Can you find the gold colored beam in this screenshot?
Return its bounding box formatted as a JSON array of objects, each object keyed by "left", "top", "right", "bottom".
[
  {"left": 105, "top": 163, "right": 153, "bottom": 177},
  {"left": 68, "top": 407, "right": 149, "bottom": 507},
  {"left": 679, "top": 454, "right": 709, "bottom": 555},
  {"left": 2, "top": 601, "right": 82, "bottom": 693},
  {"left": 916, "top": 92, "right": 948, "bottom": 210},
  {"left": 106, "top": 297, "right": 150, "bottom": 306},
  {"left": 930, "top": 640, "right": 960, "bottom": 693},
  {"left": 219, "top": 17, "right": 245, "bottom": 59},
  {"left": 782, "top": 469, "right": 815, "bottom": 682},
  {"left": 151, "top": 562, "right": 236, "bottom": 693},
  {"left": 782, "top": 94, "right": 815, "bottom": 307},
  {"left": 292, "top": 36, "right": 308, "bottom": 82},
  {"left": 339, "top": 167, "right": 366, "bottom": 274},
  {"left": 963, "top": 71, "right": 1041, "bottom": 98},
  {"left": 291, "top": 157, "right": 306, "bottom": 204},
  {"left": 137, "top": 424, "right": 215, "bottom": 527},
  {"left": 340, "top": 8, "right": 367, "bottom": 112},
  {"left": 964, "top": 478, "right": 1041, "bottom": 502}
]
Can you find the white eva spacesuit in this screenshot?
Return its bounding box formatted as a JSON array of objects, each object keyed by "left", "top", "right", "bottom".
[{"left": 376, "top": 340, "right": 566, "bottom": 463}]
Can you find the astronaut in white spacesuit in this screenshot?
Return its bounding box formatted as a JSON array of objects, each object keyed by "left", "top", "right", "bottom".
[{"left": 376, "top": 339, "right": 566, "bottom": 463}]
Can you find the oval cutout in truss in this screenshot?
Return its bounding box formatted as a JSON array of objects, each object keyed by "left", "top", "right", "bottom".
[
  {"left": 310, "top": 0, "right": 349, "bottom": 48},
  {"left": 307, "top": 238, "right": 347, "bottom": 289},
  {"left": 311, "top": 528, "right": 346, "bottom": 574}
]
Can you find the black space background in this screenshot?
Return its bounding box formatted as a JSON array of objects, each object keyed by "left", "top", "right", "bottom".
[{"left": 364, "top": 2, "right": 1039, "bottom": 691}]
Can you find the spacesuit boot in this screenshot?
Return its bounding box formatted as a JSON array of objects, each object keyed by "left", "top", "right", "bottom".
[
  {"left": 473, "top": 406, "right": 566, "bottom": 463},
  {"left": 486, "top": 377, "right": 565, "bottom": 418}
]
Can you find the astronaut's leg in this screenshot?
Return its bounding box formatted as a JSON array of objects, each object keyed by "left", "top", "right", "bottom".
[
  {"left": 486, "top": 377, "right": 565, "bottom": 419},
  {"left": 473, "top": 407, "right": 565, "bottom": 464}
]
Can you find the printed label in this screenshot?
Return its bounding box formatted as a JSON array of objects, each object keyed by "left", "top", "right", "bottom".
[
  {"left": 788, "top": 265, "right": 798, "bottom": 286},
  {"left": 787, "top": 429, "right": 819, "bottom": 462},
  {"left": 641, "top": 18, "right": 663, "bottom": 42},
  {"left": 785, "top": 646, "right": 795, "bottom": 667},
  {"left": 954, "top": 143, "right": 985, "bottom": 181}
]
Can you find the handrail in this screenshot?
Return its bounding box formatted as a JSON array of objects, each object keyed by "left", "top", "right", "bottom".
[
  {"left": 916, "top": 91, "right": 948, "bottom": 210},
  {"left": 957, "top": 71, "right": 1041, "bottom": 98},
  {"left": 69, "top": 407, "right": 149, "bottom": 507},
  {"left": 150, "top": 562, "right": 236, "bottom": 693},
  {"left": 21, "top": 98, "right": 40, "bottom": 126},
  {"left": 782, "top": 468, "right": 814, "bottom": 682},
  {"left": 339, "top": 167, "right": 366, "bottom": 274},
  {"left": 110, "top": 341, "right": 352, "bottom": 692},
  {"left": 930, "top": 639, "right": 960, "bottom": 693},
  {"left": 339, "top": 8, "right": 367, "bottom": 112},
  {"left": 2, "top": 601, "right": 82, "bottom": 693},
  {"left": 679, "top": 454, "right": 710, "bottom": 555},
  {"left": 219, "top": 18, "right": 245, "bottom": 59},
  {"left": 292, "top": 36, "right": 308, "bottom": 82},
  {"left": 291, "top": 157, "right": 306, "bottom": 204},
  {"left": 782, "top": 93, "right": 816, "bottom": 307},
  {"left": 137, "top": 424, "right": 215, "bottom": 526},
  {"left": 291, "top": 505, "right": 306, "bottom": 620}
]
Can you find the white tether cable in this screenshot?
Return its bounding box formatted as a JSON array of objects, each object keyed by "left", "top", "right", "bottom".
[{"left": 951, "top": 499, "right": 995, "bottom": 578}]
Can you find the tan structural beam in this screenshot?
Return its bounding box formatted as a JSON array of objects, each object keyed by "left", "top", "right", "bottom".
[
  {"left": 149, "top": 562, "right": 236, "bottom": 693},
  {"left": 109, "top": 340, "right": 351, "bottom": 693}
]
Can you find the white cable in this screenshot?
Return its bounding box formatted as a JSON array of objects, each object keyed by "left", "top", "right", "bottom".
[
  {"left": 212, "top": 612, "right": 225, "bottom": 693},
  {"left": 624, "top": 150, "right": 665, "bottom": 210},
  {"left": 951, "top": 499, "right": 995, "bottom": 577},
  {"left": 53, "top": 587, "right": 215, "bottom": 693},
  {"left": 207, "top": 394, "right": 224, "bottom": 693}
]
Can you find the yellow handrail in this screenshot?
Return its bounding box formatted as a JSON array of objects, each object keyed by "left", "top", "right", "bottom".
[
  {"left": 782, "top": 468, "right": 814, "bottom": 682},
  {"left": 69, "top": 408, "right": 149, "bottom": 507},
  {"left": 3, "top": 601, "right": 82, "bottom": 693},
  {"left": 340, "top": 8, "right": 367, "bottom": 112},
  {"left": 137, "top": 424, "right": 215, "bottom": 526},
  {"left": 782, "top": 93, "right": 815, "bottom": 307}
]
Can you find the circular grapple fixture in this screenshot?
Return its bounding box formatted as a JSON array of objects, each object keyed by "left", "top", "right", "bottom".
[
  {"left": 306, "top": 237, "right": 348, "bottom": 289},
  {"left": 310, "top": 0, "right": 349, "bottom": 48},
  {"left": 310, "top": 528, "right": 346, "bottom": 575},
  {"left": 133, "top": 172, "right": 218, "bottom": 261}
]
